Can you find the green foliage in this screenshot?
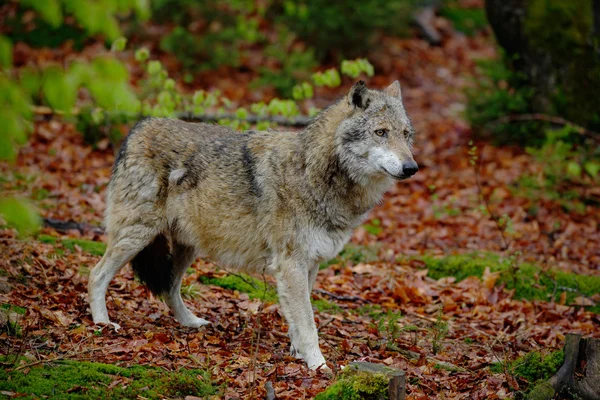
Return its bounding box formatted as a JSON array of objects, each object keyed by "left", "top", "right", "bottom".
[
  {"left": 315, "top": 368, "right": 391, "bottom": 400},
  {"left": 341, "top": 59, "right": 375, "bottom": 79},
  {"left": 363, "top": 218, "right": 382, "bottom": 235},
  {"left": 312, "top": 299, "right": 342, "bottom": 314},
  {"left": 199, "top": 273, "right": 278, "bottom": 302},
  {"left": 12, "top": 0, "right": 150, "bottom": 46},
  {"left": 0, "top": 359, "right": 219, "bottom": 399},
  {"left": 0, "top": 35, "right": 13, "bottom": 68},
  {"left": 37, "top": 235, "right": 106, "bottom": 256},
  {"left": 439, "top": 1, "right": 487, "bottom": 36},
  {"left": 491, "top": 350, "right": 564, "bottom": 393},
  {"left": 156, "top": 1, "right": 263, "bottom": 72},
  {"left": 278, "top": 0, "right": 416, "bottom": 60},
  {"left": 516, "top": 127, "right": 600, "bottom": 212},
  {"left": 255, "top": 42, "right": 318, "bottom": 96},
  {"left": 312, "top": 68, "right": 342, "bottom": 88},
  {"left": 419, "top": 252, "right": 600, "bottom": 313},
  {"left": 319, "top": 243, "right": 380, "bottom": 269},
  {"left": 0, "top": 73, "right": 33, "bottom": 161},
  {"left": 430, "top": 314, "right": 448, "bottom": 355},
  {"left": 525, "top": 0, "right": 592, "bottom": 60},
  {"left": 466, "top": 58, "right": 542, "bottom": 145},
  {"left": 469, "top": 0, "right": 600, "bottom": 144},
  {"left": 0, "top": 197, "right": 40, "bottom": 236},
  {"left": 376, "top": 310, "right": 405, "bottom": 350},
  {"left": 62, "top": 238, "right": 107, "bottom": 256},
  {"left": 1, "top": 304, "right": 28, "bottom": 315}
]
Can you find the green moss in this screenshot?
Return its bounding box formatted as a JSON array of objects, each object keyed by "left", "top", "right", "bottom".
[
  {"left": 433, "top": 363, "right": 462, "bottom": 373},
  {"left": 319, "top": 243, "right": 380, "bottom": 269},
  {"left": 62, "top": 238, "right": 106, "bottom": 256},
  {"left": 37, "top": 234, "right": 58, "bottom": 244},
  {"left": 312, "top": 299, "right": 341, "bottom": 314},
  {"left": 417, "top": 252, "right": 600, "bottom": 312},
  {"left": 439, "top": 2, "right": 487, "bottom": 36},
  {"left": 199, "top": 273, "right": 277, "bottom": 302},
  {"left": 315, "top": 370, "right": 390, "bottom": 400},
  {"left": 353, "top": 304, "right": 384, "bottom": 318},
  {"left": 37, "top": 235, "right": 106, "bottom": 256},
  {"left": 0, "top": 358, "right": 220, "bottom": 399},
  {"left": 1, "top": 303, "right": 27, "bottom": 315},
  {"left": 491, "top": 350, "right": 563, "bottom": 393},
  {"left": 363, "top": 219, "right": 382, "bottom": 236}
]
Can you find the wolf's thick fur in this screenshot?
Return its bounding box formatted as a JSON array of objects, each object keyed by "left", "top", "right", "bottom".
[{"left": 88, "top": 81, "right": 417, "bottom": 370}]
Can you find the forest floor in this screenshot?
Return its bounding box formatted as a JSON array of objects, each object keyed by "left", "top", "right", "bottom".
[{"left": 1, "top": 14, "right": 600, "bottom": 400}]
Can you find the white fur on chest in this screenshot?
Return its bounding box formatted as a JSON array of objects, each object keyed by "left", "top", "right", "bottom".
[{"left": 302, "top": 226, "right": 353, "bottom": 262}]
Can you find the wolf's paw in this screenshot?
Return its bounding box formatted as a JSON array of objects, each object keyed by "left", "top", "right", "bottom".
[
  {"left": 94, "top": 320, "right": 121, "bottom": 332},
  {"left": 180, "top": 316, "right": 210, "bottom": 328},
  {"left": 310, "top": 362, "right": 333, "bottom": 375}
]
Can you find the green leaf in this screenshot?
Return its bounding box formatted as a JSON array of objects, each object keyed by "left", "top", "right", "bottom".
[
  {"left": 584, "top": 161, "right": 600, "bottom": 178},
  {"left": 292, "top": 84, "right": 304, "bottom": 100},
  {"left": 235, "top": 107, "right": 248, "bottom": 120},
  {"left": 192, "top": 90, "right": 205, "bottom": 105},
  {"left": 0, "top": 35, "right": 13, "bottom": 68},
  {"left": 135, "top": 48, "right": 150, "bottom": 63},
  {"left": 147, "top": 60, "right": 162, "bottom": 75},
  {"left": 0, "top": 109, "right": 29, "bottom": 146},
  {"left": 92, "top": 57, "right": 129, "bottom": 82},
  {"left": 22, "top": 0, "right": 62, "bottom": 28},
  {"left": 0, "top": 197, "right": 41, "bottom": 236},
  {"left": 19, "top": 67, "right": 41, "bottom": 97},
  {"left": 164, "top": 78, "right": 176, "bottom": 91},
  {"left": 111, "top": 37, "right": 127, "bottom": 52},
  {"left": 301, "top": 82, "right": 313, "bottom": 99},
  {"left": 42, "top": 67, "right": 78, "bottom": 112},
  {"left": 566, "top": 161, "right": 581, "bottom": 178},
  {"left": 133, "top": 0, "right": 151, "bottom": 20},
  {"left": 0, "top": 130, "right": 17, "bottom": 161}
]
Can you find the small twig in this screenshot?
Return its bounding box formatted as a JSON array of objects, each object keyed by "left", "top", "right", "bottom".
[
  {"left": 314, "top": 289, "right": 363, "bottom": 302},
  {"left": 486, "top": 113, "right": 600, "bottom": 142},
  {"left": 32, "top": 105, "right": 312, "bottom": 127},
  {"left": 12, "top": 342, "right": 125, "bottom": 371},
  {"left": 43, "top": 217, "right": 104, "bottom": 235}
]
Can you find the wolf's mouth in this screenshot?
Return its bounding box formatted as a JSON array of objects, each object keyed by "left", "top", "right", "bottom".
[{"left": 381, "top": 168, "right": 407, "bottom": 180}]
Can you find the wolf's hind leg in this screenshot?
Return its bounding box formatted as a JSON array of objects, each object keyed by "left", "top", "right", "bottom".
[
  {"left": 164, "top": 243, "right": 210, "bottom": 328},
  {"left": 88, "top": 226, "right": 156, "bottom": 329}
]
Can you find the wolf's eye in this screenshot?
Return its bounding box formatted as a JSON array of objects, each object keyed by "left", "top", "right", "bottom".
[
  {"left": 374, "top": 129, "right": 388, "bottom": 138},
  {"left": 403, "top": 129, "right": 411, "bottom": 139}
]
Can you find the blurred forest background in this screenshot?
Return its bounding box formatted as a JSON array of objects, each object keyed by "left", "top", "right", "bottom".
[{"left": 1, "top": 0, "right": 599, "bottom": 399}]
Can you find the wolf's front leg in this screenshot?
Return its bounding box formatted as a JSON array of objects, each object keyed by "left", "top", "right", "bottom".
[{"left": 275, "top": 260, "right": 328, "bottom": 371}]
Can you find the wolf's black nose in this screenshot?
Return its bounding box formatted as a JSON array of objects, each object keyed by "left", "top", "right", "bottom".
[{"left": 403, "top": 161, "right": 419, "bottom": 177}]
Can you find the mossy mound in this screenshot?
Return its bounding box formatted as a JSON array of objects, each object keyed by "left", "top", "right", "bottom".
[
  {"left": 199, "top": 273, "right": 277, "bottom": 302},
  {"left": 491, "top": 350, "right": 564, "bottom": 394},
  {"left": 417, "top": 252, "right": 600, "bottom": 313},
  {"left": 0, "top": 358, "right": 220, "bottom": 399},
  {"left": 315, "top": 369, "right": 391, "bottom": 400},
  {"left": 38, "top": 234, "right": 106, "bottom": 256}
]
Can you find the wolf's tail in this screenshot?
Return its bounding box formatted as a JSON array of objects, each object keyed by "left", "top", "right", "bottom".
[{"left": 131, "top": 234, "right": 174, "bottom": 295}]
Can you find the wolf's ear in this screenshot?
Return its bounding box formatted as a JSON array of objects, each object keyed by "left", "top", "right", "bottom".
[
  {"left": 384, "top": 80, "right": 402, "bottom": 98},
  {"left": 348, "top": 80, "right": 369, "bottom": 109}
]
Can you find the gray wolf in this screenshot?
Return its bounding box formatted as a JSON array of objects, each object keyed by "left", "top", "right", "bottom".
[{"left": 88, "top": 80, "right": 417, "bottom": 371}]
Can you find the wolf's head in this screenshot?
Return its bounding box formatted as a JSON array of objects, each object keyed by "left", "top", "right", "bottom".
[{"left": 335, "top": 80, "right": 417, "bottom": 184}]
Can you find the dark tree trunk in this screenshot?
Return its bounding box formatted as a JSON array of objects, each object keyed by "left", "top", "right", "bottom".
[
  {"left": 484, "top": 0, "right": 556, "bottom": 114},
  {"left": 528, "top": 334, "right": 600, "bottom": 400}
]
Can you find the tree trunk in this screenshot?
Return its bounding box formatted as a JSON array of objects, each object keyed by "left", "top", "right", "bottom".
[
  {"left": 528, "top": 334, "right": 600, "bottom": 400},
  {"left": 484, "top": 0, "right": 556, "bottom": 114}
]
